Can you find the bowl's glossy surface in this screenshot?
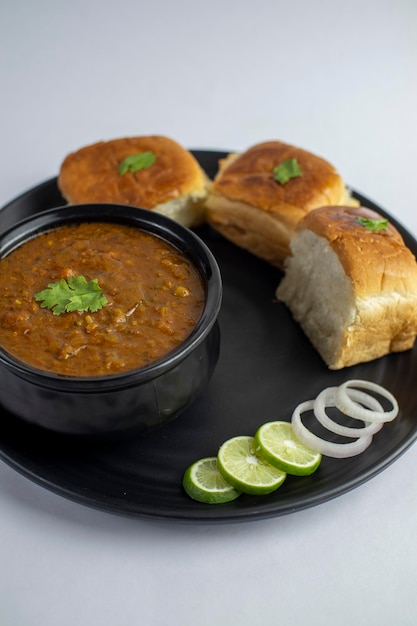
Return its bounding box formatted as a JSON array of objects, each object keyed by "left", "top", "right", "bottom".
[{"left": 0, "top": 204, "right": 222, "bottom": 436}]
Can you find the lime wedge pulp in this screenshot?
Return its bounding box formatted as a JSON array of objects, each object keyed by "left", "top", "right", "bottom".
[
  {"left": 255, "top": 421, "right": 322, "bottom": 476},
  {"left": 182, "top": 457, "right": 241, "bottom": 504},
  {"left": 217, "top": 435, "right": 286, "bottom": 495}
]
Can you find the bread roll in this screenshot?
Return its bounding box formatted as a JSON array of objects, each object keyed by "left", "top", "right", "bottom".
[
  {"left": 206, "top": 141, "right": 357, "bottom": 268},
  {"left": 58, "top": 135, "right": 210, "bottom": 227},
  {"left": 276, "top": 205, "right": 417, "bottom": 369}
]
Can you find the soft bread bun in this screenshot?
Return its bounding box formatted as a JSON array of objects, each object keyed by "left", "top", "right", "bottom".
[
  {"left": 276, "top": 205, "right": 417, "bottom": 369},
  {"left": 58, "top": 135, "right": 210, "bottom": 227},
  {"left": 206, "top": 141, "right": 357, "bottom": 268}
]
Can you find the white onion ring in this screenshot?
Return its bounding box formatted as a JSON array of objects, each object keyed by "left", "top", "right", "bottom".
[
  {"left": 291, "top": 400, "right": 373, "bottom": 458},
  {"left": 335, "top": 379, "right": 399, "bottom": 423},
  {"left": 314, "top": 387, "right": 384, "bottom": 438}
]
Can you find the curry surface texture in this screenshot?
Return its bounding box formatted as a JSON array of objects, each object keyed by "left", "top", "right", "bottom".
[{"left": 0, "top": 222, "right": 205, "bottom": 376}]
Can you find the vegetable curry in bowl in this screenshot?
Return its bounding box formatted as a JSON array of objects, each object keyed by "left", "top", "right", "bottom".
[
  {"left": 0, "top": 204, "right": 221, "bottom": 435},
  {"left": 0, "top": 221, "right": 205, "bottom": 376}
]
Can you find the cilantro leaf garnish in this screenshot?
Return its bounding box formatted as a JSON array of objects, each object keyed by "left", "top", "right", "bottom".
[
  {"left": 355, "top": 217, "right": 389, "bottom": 232},
  {"left": 273, "top": 158, "right": 302, "bottom": 184},
  {"left": 34, "top": 275, "right": 108, "bottom": 316},
  {"left": 118, "top": 151, "right": 157, "bottom": 175}
]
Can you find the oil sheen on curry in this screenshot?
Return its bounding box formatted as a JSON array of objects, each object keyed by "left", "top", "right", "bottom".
[{"left": 0, "top": 222, "right": 205, "bottom": 376}]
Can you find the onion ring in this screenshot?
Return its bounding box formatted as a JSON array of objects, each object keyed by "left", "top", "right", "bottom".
[
  {"left": 291, "top": 400, "right": 373, "bottom": 458},
  {"left": 335, "top": 379, "right": 399, "bottom": 423},
  {"left": 313, "top": 387, "right": 384, "bottom": 438}
]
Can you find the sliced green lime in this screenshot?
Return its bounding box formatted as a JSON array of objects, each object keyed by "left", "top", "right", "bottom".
[
  {"left": 217, "top": 436, "right": 286, "bottom": 495},
  {"left": 255, "top": 421, "right": 322, "bottom": 476},
  {"left": 182, "top": 457, "right": 241, "bottom": 504}
]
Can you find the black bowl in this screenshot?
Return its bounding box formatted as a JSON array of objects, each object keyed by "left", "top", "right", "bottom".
[{"left": 0, "top": 204, "right": 222, "bottom": 437}]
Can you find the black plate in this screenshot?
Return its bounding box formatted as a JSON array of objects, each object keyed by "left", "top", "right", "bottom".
[{"left": 0, "top": 150, "right": 416, "bottom": 523}]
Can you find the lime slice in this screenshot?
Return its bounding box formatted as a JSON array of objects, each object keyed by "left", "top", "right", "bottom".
[
  {"left": 217, "top": 436, "right": 286, "bottom": 495},
  {"left": 255, "top": 421, "right": 322, "bottom": 475},
  {"left": 182, "top": 457, "right": 241, "bottom": 504}
]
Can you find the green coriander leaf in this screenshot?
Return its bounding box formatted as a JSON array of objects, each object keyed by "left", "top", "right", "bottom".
[
  {"left": 34, "top": 279, "right": 74, "bottom": 315},
  {"left": 355, "top": 217, "right": 389, "bottom": 231},
  {"left": 34, "top": 275, "right": 108, "bottom": 316},
  {"left": 273, "top": 158, "right": 302, "bottom": 184},
  {"left": 118, "top": 151, "right": 157, "bottom": 175}
]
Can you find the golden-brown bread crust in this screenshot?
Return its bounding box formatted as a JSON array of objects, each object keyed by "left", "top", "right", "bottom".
[
  {"left": 299, "top": 205, "right": 417, "bottom": 298},
  {"left": 58, "top": 136, "right": 210, "bottom": 226},
  {"left": 277, "top": 205, "right": 417, "bottom": 369},
  {"left": 206, "top": 141, "right": 356, "bottom": 267}
]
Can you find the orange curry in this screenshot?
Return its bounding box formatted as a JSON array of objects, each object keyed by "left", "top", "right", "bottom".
[{"left": 0, "top": 222, "right": 205, "bottom": 376}]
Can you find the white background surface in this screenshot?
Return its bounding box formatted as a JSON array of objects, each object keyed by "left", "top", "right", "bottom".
[{"left": 1, "top": 1, "right": 417, "bottom": 625}]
